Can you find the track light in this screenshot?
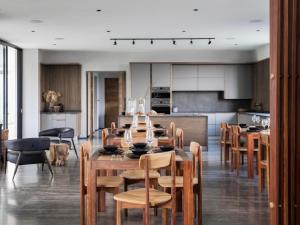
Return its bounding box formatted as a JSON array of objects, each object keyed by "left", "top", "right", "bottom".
[
  {"left": 173, "top": 40, "right": 176, "bottom": 45},
  {"left": 113, "top": 40, "right": 117, "bottom": 45},
  {"left": 208, "top": 39, "right": 212, "bottom": 45},
  {"left": 190, "top": 39, "right": 193, "bottom": 44},
  {"left": 132, "top": 40, "right": 135, "bottom": 45},
  {"left": 150, "top": 39, "right": 153, "bottom": 45}
]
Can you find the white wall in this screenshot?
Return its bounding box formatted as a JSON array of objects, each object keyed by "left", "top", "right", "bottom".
[
  {"left": 34, "top": 49, "right": 254, "bottom": 137},
  {"left": 253, "top": 44, "right": 270, "bottom": 61},
  {"left": 22, "top": 49, "right": 40, "bottom": 137}
]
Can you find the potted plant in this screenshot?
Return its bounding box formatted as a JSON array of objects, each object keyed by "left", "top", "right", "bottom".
[{"left": 43, "top": 90, "right": 62, "bottom": 112}]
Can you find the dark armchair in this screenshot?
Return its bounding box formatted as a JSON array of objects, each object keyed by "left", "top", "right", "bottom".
[
  {"left": 6, "top": 137, "right": 53, "bottom": 179},
  {"left": 39, "top": 127, "right": 78, "bottom": 158}
]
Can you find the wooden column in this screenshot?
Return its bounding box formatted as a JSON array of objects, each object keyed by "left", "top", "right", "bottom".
[{"left": 270, "top": 0, "right": 300, "bottom": 225}]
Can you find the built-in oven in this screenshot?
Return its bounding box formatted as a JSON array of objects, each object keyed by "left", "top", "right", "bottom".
[{"left": 151, "top": 87, "right": 171, "bottom": 114}]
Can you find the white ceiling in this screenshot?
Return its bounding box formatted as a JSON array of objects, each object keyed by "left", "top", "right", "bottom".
[{"left": 0, "top": 0, "right": 269, "bottom": 51}]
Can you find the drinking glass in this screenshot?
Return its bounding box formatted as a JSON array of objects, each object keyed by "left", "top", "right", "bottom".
[
  {"left": 146, "top": 128, "right": 154, "bottom": 146},
  {"left": 251, "top": 115, "right": 257, "bottom": 125},
  {"left": 124, "top": 129, "right": 132, "bottom": 146},
  {"left": 132, "top": 115, "right": 138, "bottom": 128},
  {"left": 255, "top": 116, "right": 261, "bottom": 126}
]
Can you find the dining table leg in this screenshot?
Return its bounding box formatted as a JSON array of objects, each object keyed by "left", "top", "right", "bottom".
[
  {"left": 247, "top": 134, "right": 254, "bottom": 179},
  {"left": 88, "top": 161, "right": 97, "bottom": 225},
  {"left": 183, "top": 160, "right": 194, "bottom": 225}
]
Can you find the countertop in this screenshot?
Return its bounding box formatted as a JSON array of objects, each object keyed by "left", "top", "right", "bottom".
[{"left": 41, "top": 111, "right": 81, "bottom": 114}]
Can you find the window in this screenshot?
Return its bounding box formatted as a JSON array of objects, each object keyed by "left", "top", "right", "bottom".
[{"left": 0, "top": 41, "right": 22, "bottom": 138}]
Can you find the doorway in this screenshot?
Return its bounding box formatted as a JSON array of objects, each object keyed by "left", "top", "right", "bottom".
[{"left": 86, "top": 71, "right": 126, "bottom": 137}]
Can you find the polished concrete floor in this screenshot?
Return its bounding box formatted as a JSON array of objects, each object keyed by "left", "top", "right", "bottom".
[{"left": 0, "top": 138, "right": 269, "bottom": 225}]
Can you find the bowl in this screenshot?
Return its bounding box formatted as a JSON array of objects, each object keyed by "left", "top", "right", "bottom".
[
  {"left": 131, "top": 148, "right": 149, "bottom": 156},
  {"left": 103, "top": 145, "right": 118, "bottom": 152},
  {"left": 154, "top": 130, "right": 164, "bottom": 137},
  {"left": 133, "top": 142, "right": 147, "bottom": 149},
  {"left": 239, "top": 123, "right": 247, "bottom": 128},
  {"left": 137, "top": 129, "right": 146, "bottom": 133},
  {"left": 159, "top": 145, "right": 174, "bottom": 152},
  {"left": 123, "top": 124, "right": 131, "bottom": 129},
  {"left": 153, "top": 124, "right": 161, "bottom": 128}
]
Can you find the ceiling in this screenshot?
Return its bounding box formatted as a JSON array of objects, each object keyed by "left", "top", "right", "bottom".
[{"left": 0, "top": 0, "right": 269, "bottom": 51}]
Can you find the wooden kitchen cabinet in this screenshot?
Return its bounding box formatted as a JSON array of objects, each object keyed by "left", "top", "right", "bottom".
[
  {"left": 151, "top": 63, "right": 172, "bottom": 87},
  {"left": 130, "top": 63, "right": 151, "bottom": 112},
  {"left": 224, "top": 65, "right": 253, "bottom": 99}
]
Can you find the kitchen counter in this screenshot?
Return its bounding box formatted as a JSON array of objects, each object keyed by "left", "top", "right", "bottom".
[{"left": 238, "top": 112, "right": 270, "bottom": 117}]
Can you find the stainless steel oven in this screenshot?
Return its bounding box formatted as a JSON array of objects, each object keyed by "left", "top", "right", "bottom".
[{"left": 151, "top": 87, "right": 171, "bottom": 114}]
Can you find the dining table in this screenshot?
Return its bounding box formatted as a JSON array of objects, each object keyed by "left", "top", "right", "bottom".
[{"left": 87, "top": 146, "right": 200, "bottom": 225}]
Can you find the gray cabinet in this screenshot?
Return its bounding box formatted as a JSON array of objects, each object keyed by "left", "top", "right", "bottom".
[
  {"left": 172, "top": 65, "right": 197, "bottom": 91},
  {"left": 224, "top": 65, "right": 253, "bottom": 99},
  {"left": 151, "top": 64, "right": 172, "bottom": 87},
  {"left": 131, "top": 63, "right": 151, "bottom": 112}
]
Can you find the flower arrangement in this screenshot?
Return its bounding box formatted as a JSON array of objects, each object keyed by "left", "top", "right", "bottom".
[{"left": 43, "top": 90, "right": 62, "bottom": 110}]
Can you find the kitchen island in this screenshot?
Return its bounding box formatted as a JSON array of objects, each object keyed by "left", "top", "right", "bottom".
[{"left": 118, "top": 115, "right": 208, "bottom": 147}]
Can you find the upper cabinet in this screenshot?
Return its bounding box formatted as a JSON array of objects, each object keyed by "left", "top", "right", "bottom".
[
  {"left": 172, "top": 65, "right": 198, "bottom": 91},
  {"left": 172, "top": 65, "right": 224, "bottom": 91},
  {"left": 224, "top": 65, "right": 253, "bottom": 99},
  {"left": 130, "top": 63, "right": 151, "bottom": 112},
  {"left": 151, "top": 64, "right": 172, "bottom": 87}
]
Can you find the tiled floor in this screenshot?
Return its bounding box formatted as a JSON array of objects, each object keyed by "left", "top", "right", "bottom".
[{"left": 0, "top": 137, "right": 269, "bottom": 225}]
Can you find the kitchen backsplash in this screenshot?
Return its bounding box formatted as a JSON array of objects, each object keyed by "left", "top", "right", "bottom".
[{"left": 172, "top": 91, "right": 252, "bottom": 112}]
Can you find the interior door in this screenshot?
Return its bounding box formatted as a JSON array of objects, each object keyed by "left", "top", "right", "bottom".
[{"left": 105, "top": 78, "right": 119, "bottom": 127}]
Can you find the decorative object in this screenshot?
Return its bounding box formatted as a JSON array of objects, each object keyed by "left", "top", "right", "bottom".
[{"left": 42, "top": 90, "right": 62, "bottom": 111}]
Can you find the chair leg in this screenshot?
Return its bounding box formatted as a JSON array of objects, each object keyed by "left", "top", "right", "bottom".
[
  {"left": 170, "top": 205, "right": 176, "bottom": 225},
  {"left": 4, "top": 148, "right": 7, "bottom": 174},
  {"left": 12, "top": 152, "right": 22, "bottom": 180},
  {"left": 162, "top": 208, "right": 168, "bottom": 225},
  {"left": 236, "top": 151, "right": 240, "bottom": 176},
  {"left": 116, "top": 201, "right": 121, "bottom": 225},
  {"left": 124, "top": 180, "right": 128, "bottom": 217},
  {"left": 43, "top": 151, "right": 53, "bottom": 176},
  {"left": 80, "top": 193, "right": 86, "bottom": 225},
  {"left": 220, "top": 144, "right": 223, "bottom": 162},
  {"left": 42, "top": 162, "right": 44, "bottom": 171},
  {"left": 98, "top": 191, "right": 106, "bottom": 212},
  {"left": 71, "top": 138, "right": 78, "bottom": 159}
]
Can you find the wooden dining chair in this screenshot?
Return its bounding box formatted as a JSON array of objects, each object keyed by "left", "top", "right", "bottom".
[
  {"left": 170, "top": 122, "right": 176, "bottom": 137},
  {"left": 102, "top": 128, "right": 109, "bottom": 145},
  {"left": 220, "top": 123, "right": 232, "bottom": 162},
  {"left": 111, "top": 122, "right": 116, "bottom": 130},
  {"left": 0, "top": 129, "right": 9, "bottom": 172},
  {"left": 175, "top": 128, "right": 184, "bottom": 149},
  {"left": 231, "top": 126, "right": 258, "bottom": 176},
  {"left": 80, "top": 141, "right": 123, "bottom": 225},
  {"left": 158, "top": 142, "right": 202, "bottom": 225},
  {"left": 258, "top": 132, "right": 270, "bottom": 194},
  {"left": 114, "top": 151, "right": 176, "bottom": 225}
]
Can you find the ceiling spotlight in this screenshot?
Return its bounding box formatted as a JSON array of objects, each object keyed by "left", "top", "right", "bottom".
[
  {"left": 31, "top": 30, "right": 36, "bottom": 33},
  {"left": 132, "top": 40, "right": 135, "bottom": 45},
  {"left": 182, "top": 30, "right": 186, "bottom": 33},
  {"left": 96, "top": 9, "right": 102, "bottom": 12},
  {"left": 113, "top": 40, "right": 117, "bottom": 45},
  {"left": 106, "top": 30, "right": 111, "bottom": 33},
  {"left": 150, "top": 39, "right": 154, "bottom": 45},
  {"left": 30, "top": 19, "right": 43, "bottom": 24},
  {"left": 53, "top": 43, "right": 56, "bottom": 46},
  {"left": 173, "top": 40, "right": 176, "bottom": 45},
  {"left": 256, "top": 29, "right": 261, "bottom": 32},
  {"left": 208, "top": 39, "right": 212, "bottom": 45},
  {"left": 193, "top": 8, "right": 199, "bottom": 11},
  {"left": 190, "top": 39, "right": 193, "bottom": 44}
]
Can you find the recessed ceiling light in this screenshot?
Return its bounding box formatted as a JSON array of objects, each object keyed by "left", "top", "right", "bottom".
[
  {"left": 193, "top": 8, "right": 199, "bottom": 11},
  {"left": 30, "top": 19, "right": 43, "bottom": 24},
  {"left": 55, "top": 37, "right": 64, "bottom": 40},
  {"left": 96, "top": 9, "right": 102, "bottom": 12},
  {"left": 249, "top": 19, "right": 263, "bottom": 23},
  {"left": 106, "top": 30, "right": 111, "bottom": 33},
  {"left": 31, "top": 30, "right": 36, "bottom": 33},
  {"left": 234, "top": 43, "right": 238, "bottom": 46}
]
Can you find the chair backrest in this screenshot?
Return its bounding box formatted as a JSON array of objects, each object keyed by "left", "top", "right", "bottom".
[
  {"left": 225, "top": 123, "right": 232, "bottom": 142},
  {"left": 139, "top": 151, "right": 176, "bottom": 212},
  {"left": 175, "top": 128, "right": 184, "bottom": 149},
  {"left": 111, "top": 122, "right": 116, "bottom": 130},
  {"left": 80, "top": 141, "right": 92, "bottom": 189},
  {"left": 102, "top": 128, "right": 109, "bottom": 146},
  {"left": 220, "top": 122, "right": 226, "bottom": 142},
  {"left": 5, "top": 138, "right": 50, "bottom": 151},
  {"left": 170, "top": 122, "right": 176, "bottom": 137},
  {"left": 231, "top": 125, "right": 241, "bottom": 149},
  {"left": 190, "top": 141, "right": 202, "bottom": 177},
  {"left": 259, "top": 132, "right": 270, "bottom": 161}
]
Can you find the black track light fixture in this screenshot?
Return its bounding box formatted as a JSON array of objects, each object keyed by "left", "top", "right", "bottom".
[
  {"left": 132, "top": 39, "right": 135, "bottom": 45},
  {"left": 150, "top": 39, "right": 154, "bottom": 45},
  {"left": 208, "top": 39, "right": 212, "bottom": 45},
  {"left": 190, "top": 39, "right": 193, "bottom": 44},
  {"left": 113, "top": 40, "right": 117, "bottom": 45},
  {"left": 173, "top": 39, "right": 176, "bottom": 45}
]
